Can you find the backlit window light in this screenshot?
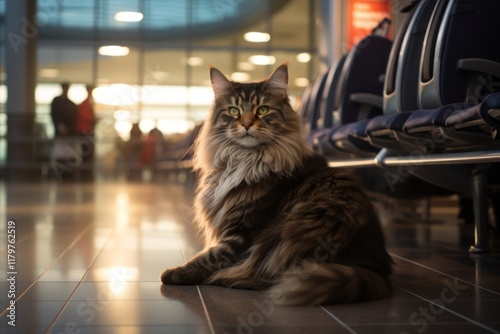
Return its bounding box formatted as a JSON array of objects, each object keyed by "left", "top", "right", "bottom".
[
  {"left": 296, "top": 52, "right": 311, "bottom": 63},
  {"left": 294, "top": 77, "right": 310, "bottom": 87},
  {"left": 181, "top": 57, "right": 205, "bottom": 66},
  {"left": 249, "top": 55, "right": 276, "bottom": 66},
  {"left": 231, "top": 72, "right": 251, "bottom": 82}
]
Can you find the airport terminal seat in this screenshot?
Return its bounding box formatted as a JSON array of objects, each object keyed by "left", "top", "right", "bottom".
[
  {"left": 308, "top": 55, "right": 348, "bottom": 154},
  {"left": 300, "top": 0, "right": 500, "bottom": 251},
  {"left": 309, "top": 35, "right": 392, "bottom": 157},
  {"left": 301, "top": 69, "right": 329, "bottom": 134},
  {"left": 389, "top": 0, "right": 500, "bottom": 146},
  {"left": 323, "top": 0, "right": 435, "bottom": 155}
]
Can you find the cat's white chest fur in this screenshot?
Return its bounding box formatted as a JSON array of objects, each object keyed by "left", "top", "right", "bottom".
[{"left": 212, "top": 150, "right": 269, "bottom": 202}]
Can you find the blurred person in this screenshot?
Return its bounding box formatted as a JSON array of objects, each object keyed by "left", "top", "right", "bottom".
[
  {"left": 119, "top": 123, "right": 143, "bottom": 180},
  {"left": 139, "top": 126, "right": 165, "bottom": 167},
  {"left": 75, "top": 85, "right": 96, "bottom": 180},
  {"left": 50, "top": 82, "right": 78, "bottom": 181},
  {"left": 50, "top": 82, "right": 77, "bottom": 137}
]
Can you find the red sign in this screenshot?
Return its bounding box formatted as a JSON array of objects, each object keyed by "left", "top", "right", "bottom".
[{"left": 348, "top": 0, "right": 391, "bottom": 48}]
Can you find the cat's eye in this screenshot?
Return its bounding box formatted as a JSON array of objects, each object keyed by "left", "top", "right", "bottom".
[
  {"left": 257, "top": 106, "right": 269, "bottom": 115},
  {"left": 228, "top": 107, "right": 240, "bottom": 117}
]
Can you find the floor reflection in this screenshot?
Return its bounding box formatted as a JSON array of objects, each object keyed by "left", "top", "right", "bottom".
[{"left": 0, "top": 177, "right": 498, "bottom": 333}]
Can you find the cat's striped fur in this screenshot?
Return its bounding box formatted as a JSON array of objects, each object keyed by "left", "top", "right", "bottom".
[{"left": 160, "top": 64, "right": 393, "bottom": 305}]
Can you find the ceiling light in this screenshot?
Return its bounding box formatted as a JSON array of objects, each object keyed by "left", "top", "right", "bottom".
[
  {"left": 182, "top": 56, "right": 205, "bottom": 66},
  {"left": 98, "top": 45, "right": 130, "bottom": 57},
  {"left": 294, "top": 77, "right": 310, "bottom": 87},
  {"left": 249, "top": 55, "right": 276, "bottom": 66},
  {"left": 296, "top": 52, "right": 311, "bottom": 63},
  {"left": 230, "top": 72, "right": 251, "bottom": 82},
  {"left": 244, "top": 32, "right": 271, "bottom": 43},
  {"left": 114, "top": 11, "right": 143, "bottom": 22}
]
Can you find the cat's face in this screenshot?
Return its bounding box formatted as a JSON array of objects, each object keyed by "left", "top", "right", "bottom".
[
  {"left": 194, "top": 64, "right": 308, "bottom": 175},
  {"left": 208, "top": 64, "right": 299, "bottom": 148}
]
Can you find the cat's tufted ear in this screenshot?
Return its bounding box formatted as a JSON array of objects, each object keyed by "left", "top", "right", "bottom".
[
  {"left": 267, "top": 64, "right": 289, "bottom": 93},
  {"left": 210, "top": 66, "right": 232, "bottom": 99}
]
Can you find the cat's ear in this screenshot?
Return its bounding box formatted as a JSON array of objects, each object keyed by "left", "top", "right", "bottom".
[
  {"left": 210, "top": 66, "right": 232, "bottom": 99},
  {"left": 267, "top": 64, "right": 289, "bottom": 93}
]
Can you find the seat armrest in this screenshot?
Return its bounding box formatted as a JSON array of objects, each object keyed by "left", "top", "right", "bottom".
[
  {"left": 349, "top": 93, "right": 383, "bottom": 109},
  {"left": 458, "top": 58, "right": 500, "bottom": 79}
]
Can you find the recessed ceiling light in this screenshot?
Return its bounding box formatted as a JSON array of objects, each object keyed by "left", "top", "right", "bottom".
[
  {"left": 249, "top": 55, "right": 276, "bottom": 66},
  {"left": 296, "top": 52, "right": 311, "bottom": 63},
  {"left": 244, "top": 32, "right": 271, "bottom": 43},
  {"left": 182, "top": 57, "right": 205, "bottom": 66},
  {"left": 114, "top": 11, "right": 143, "bottom": 22},
  {"left": 98, "top": 45, "right": 130, "bottom": 56},
  {"left": 294, "top": 77, "right": 310, "bottom": 87}
]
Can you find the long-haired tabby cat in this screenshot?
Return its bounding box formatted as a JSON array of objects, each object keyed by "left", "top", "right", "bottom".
[{"left": 161, "top": 64, "right": 393, "bottom": 305}]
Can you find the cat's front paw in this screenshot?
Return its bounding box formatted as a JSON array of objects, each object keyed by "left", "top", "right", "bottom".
[{"left": 160, "top": 267, "right": 200, "bottom": 285}]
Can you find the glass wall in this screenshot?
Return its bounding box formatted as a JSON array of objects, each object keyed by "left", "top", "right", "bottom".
[{"left": 0, "top": 0, "right": 320, "bottom": 177}]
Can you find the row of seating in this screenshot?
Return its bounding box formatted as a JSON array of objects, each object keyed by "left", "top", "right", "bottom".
[{"left": 300, "top": 0, "right": 500, "bottom": 252}]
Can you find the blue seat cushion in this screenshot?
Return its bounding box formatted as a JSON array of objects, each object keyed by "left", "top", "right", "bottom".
[
  {"left": 330, "top": 119, "right": 371, "bottom": 142},
  {"left": 445, "top": 92, "right": 500, "bottom": 130},
  {"left": 366, "top": 112, "right": 413, "bottom": 134},
  {"left": 402, "top": 102, "right": 475, "bottom": 132}
]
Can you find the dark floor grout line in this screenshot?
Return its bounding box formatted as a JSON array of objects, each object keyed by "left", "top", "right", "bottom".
[
  {"left": 44, "top": 228, "right": 117, "bottom": 334},
  {"left": 390, "top": 252, "right": 500, "bottom": 296},
  {"left": 432, "top": 243, "right": 468, "bottom": 253},
  {"left": 197, "top": 286, "right": 216, "bottom": 334},
  {"left": 432, "top": 243, "right": 500, "bottom": 261},
  {"left": 0, "top": 223, "right": 94, "bottom": 317},
  {"left": 319, "top": 306, "right": 357, "bottom": 334},
  {"left": 475, "top": 255, "right": 500, "bottom": 264},
  {"left": 394, "top": 285, "right": 500, "bottom": 334}
]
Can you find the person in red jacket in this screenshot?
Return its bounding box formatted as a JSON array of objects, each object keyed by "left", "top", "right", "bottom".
[{"left": 75, "top": 85, "right": 96, "bottom": 180}]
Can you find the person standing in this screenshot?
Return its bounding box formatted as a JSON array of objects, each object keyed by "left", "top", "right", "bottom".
[
  {"left": 50, "top": 82, "right": 77, "bottom": 138},
  {"left": 75, "top": 85, "right": 96, "bottom": 180},
  {"left": 50, "top": 83, "right": 78, "bottom": 181}
]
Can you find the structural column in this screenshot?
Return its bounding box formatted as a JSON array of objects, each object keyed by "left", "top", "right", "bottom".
[
  {"left": 5, "top": 0, "right": 37, "bottom": 181},
  {"left": 318, "top": 0, "right": 344, "bottom": 71}
]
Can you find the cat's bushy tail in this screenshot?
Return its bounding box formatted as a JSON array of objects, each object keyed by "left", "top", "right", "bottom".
[{"left": 269, "top": 261, "right": 391, "bottom": 306}]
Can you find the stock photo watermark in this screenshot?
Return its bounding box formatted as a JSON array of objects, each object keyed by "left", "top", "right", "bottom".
[
  {"left": 212, "top": 0, "right": 244, "bottom": 20},
  {"left": 53, "top": 267, "right": 131, "bottom": 334},
  {"left": 225, "top": 236, "right": 341, "bottom": 334},
  {"left": 8, "top": 0, "right": 70, "bottom": 54},
  {"left": 50, "top": 119, "right": 114, "bottom": 182},
  {"left": 399, "top": 278, "right": 468, "bottom": 334},
  {"left": 383, "top": 72, "right": 500, "bottom": 193},
  {"left": 5, "top": 220, "right": 17, "bottom": 327}
]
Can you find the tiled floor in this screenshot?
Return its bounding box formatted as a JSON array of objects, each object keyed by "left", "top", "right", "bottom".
[{"left": 1, "top": 174, "right": 499, "bottom": 334}]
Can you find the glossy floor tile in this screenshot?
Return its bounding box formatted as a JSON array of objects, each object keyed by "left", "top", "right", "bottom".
[{"left": 0, "top": 176, "right": 499, "bottom": 334}]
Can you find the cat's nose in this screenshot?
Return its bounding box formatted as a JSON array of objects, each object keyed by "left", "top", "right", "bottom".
[{"left": 241, "top": 121, "right": 253, "bottom": 130}]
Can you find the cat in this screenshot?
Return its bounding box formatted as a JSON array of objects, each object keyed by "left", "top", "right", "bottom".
[{"left": 160, "top": 64, "right": 393, "bottom": 305}]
